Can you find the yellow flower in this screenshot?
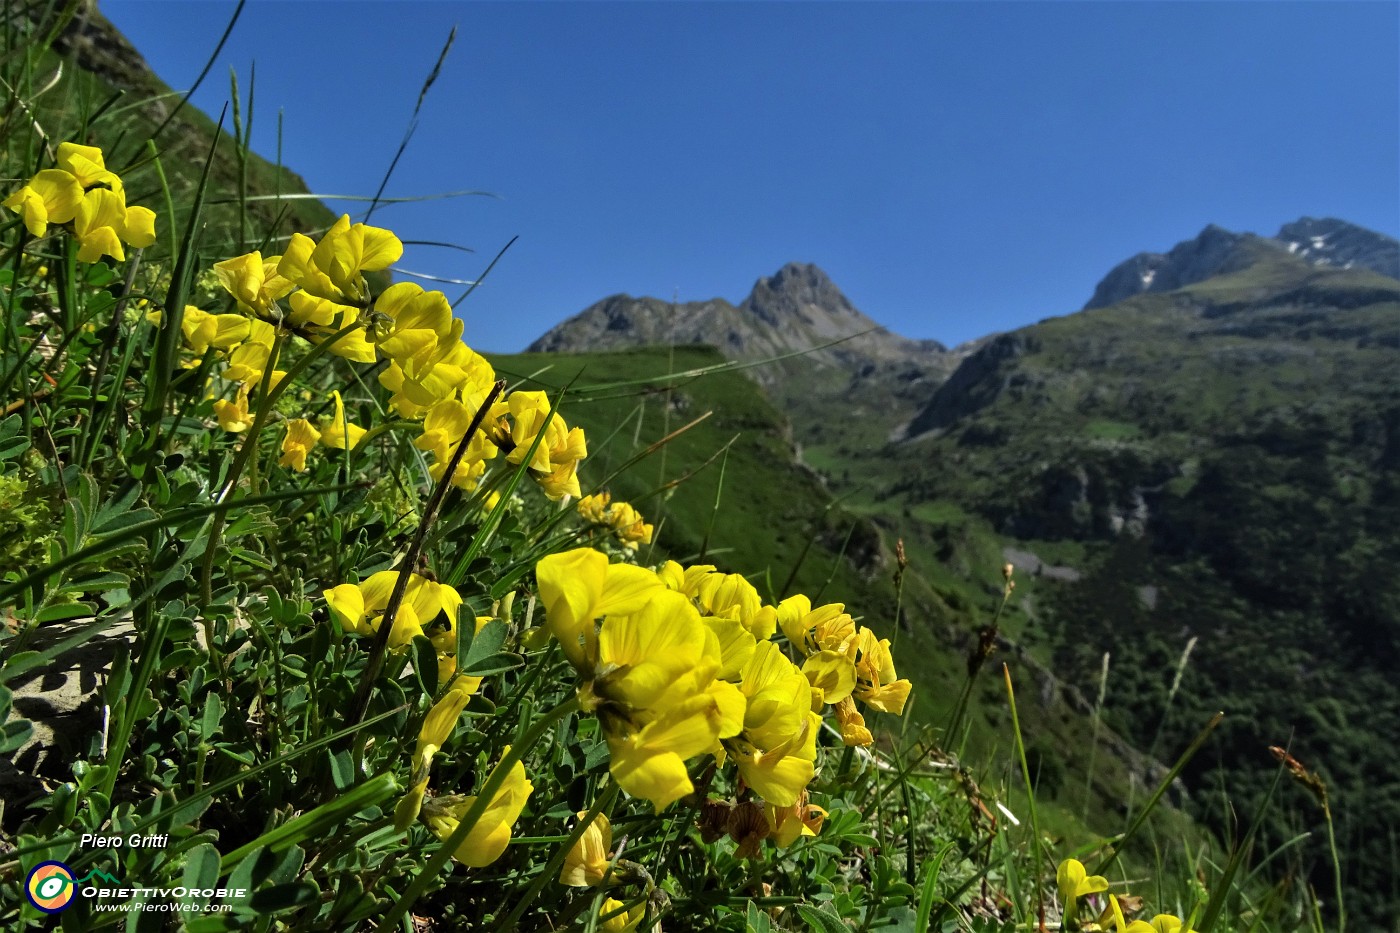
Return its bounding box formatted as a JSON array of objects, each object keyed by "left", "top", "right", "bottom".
[
  {"left": 278, "top": 418, "right": 320, "bottom": 471},
  {"left": 559, "top": 811, "right": 612, "bottom": 887},
  {"left": 737, "top": 641, "right": 809, "bottom": 752},
  {"left": 1057, "top": 857, "right": 1109, "bottom": 923},
  {"left": 694, "top": 572, "right": 775, "bottom": 640},
  {"left": 535, "top": 460, "right": 583, "bottom": 500},
  {"left": 606, "top": 690, "right": 729, "bottom": 811},
  {"left": 577, "top": 491, "right": 613, "bottom": 525},
  {"left": 597, "top": 897, "right": 645, "bottom": 933},
  {"left": 607, "top": 500, "right": 654, "bottom": 549},
  {"left": 593, "top": 589, "right": 712, "bottom": 714},
  {"left": 221, "top": 318, "right": 282, "bottom": 387},
  {"left": 766, "top": 793, "right": 827, "bottom": 847},
  {"left": 371, "top": 282, "right": 456, "bottom": 363},
  {"left": 536, "top": 548, "right": 742, "bottom": 810},
  {"left": 1148, "top": 915, "right": 1196, "bottom": 933},
  {"left": 320, "top": 391, "right": 366, "bottom": 450},
  {"left": 802, "top": 649, "right": 857, "bottom": 705},
  {"left": 212, "top": 386, "right": 254, "bottom": 433},
  {"left": 732, "top": 710, "right": 819, "bottom": 808},
  {"left": 656, "top": 560, "right": 715, "bottom": 596},
  {"left": 416, "top": 676, "right": 480, "bottom": 764},
  {"left": 421, "top": 753, "right": 533, "bottom": 868},
  {"left": 213, "top": 251, "right": 296, "bottom": 319},
  {"left": 833, "top": 695, "right": 873, "bottom": 747},
  {"left": 852, "top": 627, "right": 912, "bottom": 715},
  {"left": 278, "top": 214, "right": 402, "bottom": 306},
  {"left": 394, "top": 674, "right": 482, "bottom": 831},
  {"left": 703, "top": 613, "right": 758, "bottom": 681},
  {"left": 73, "top": 188, "right": 127, "bottom": 263},
  {"left": 535, "top": 548, "right": 660, "bottom": 669},
  {"left": 55, "top": 142, "right": 122, "bottom": 193},
  {"left": 181, "top": 306, "right": 251, "bottom": 354},
  {"left": 578, "top": 493, "right": 655, "bottom": 551},
  {"left": 777, "top": 595, "right": 855, "bottom": 658},
  {"left": 498, "top": 386, "right": 585, "bottom": 476},
  {"left": 729, "top": 641, "right": 820, "bottom": 806},
  {"left": 415, "top": 397, "right": 498, "bottom": 490},
  {"left": 2, "top": 169, "right": 83, "bottom": 237},
  {"left": 122, "top": 205, "right": 156, "bottom": 249},
  {"left": 323, "top": 571, "right": 461, "bottom": 651}
]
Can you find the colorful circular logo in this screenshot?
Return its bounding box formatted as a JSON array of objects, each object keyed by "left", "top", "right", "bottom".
[{"left": 25, "top": 861, "right": 77, "bottom": 913}]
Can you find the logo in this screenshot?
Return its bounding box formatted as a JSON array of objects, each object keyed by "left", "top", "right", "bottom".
[{"left": 25, "top": 861, "right": 76, "bottom": 913}]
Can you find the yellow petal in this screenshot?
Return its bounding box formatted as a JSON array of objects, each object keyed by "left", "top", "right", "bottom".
[{"left": 122, "top": 205, "right": 157, "bottom": 248}]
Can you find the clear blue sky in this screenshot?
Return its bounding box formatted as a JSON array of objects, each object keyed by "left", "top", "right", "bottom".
[{"left": 103, "top": 1, "right": 1399, "bottom": 353}]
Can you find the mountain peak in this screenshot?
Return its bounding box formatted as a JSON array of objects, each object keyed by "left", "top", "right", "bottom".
[
  {"left": 528, "top": 262, "right": 945, "bottom": 373},
  {"left": 741, "top": 262, "right": 858, "bottom": 327}
]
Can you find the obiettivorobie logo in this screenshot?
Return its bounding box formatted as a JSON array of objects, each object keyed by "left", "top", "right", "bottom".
[
  {"left": 23, "top": 861, "right": 243, "bottom": 915},
  {"left": 24, "top": 862, "right": 119, "bottom": 913}
]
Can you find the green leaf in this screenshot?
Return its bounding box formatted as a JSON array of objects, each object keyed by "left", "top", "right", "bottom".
[
  {"left": 461, "top": 650, "right": 521, "bottom": 677},
  {"left": 797, "top": 904, "right": 849, "bottom": 933},
  {"left": 916, "top": 843, "right": 956, "bottom": 933},
  {"left": 200, "top": 692, "right": 223, "bottom": 739},
  {"left": 180, "top": 842, "right": 222, "bottom": 903},
  {"left": 34, "top": 601, "right": 96, "bottom": 623},
  {"left": 0, "top": 432, "right": 29, "bottom": 461},
  {"left": 410, "top": 634, "right": 438, "bottom": 697},
  {"left": 0, "top": 651, "right": 44, "bottom": 680},
  {"left": 0, "top": 718, "right": 33, "bottom": 754},
  {"left": 462, "top": 619, "right": 507, "bottom": 669}
]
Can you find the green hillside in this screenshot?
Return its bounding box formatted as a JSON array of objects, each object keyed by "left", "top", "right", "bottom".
[{"left": 802, "top": 260, "right": 1400, "bottom": 929}]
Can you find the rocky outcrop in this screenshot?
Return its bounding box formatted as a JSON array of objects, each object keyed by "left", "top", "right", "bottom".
[
  {"left": 901, "top": 333, "right": 1033, "bottom": 438},
  {"left": 1277, "top": 217, "right": 1400, "bottom": 278}
]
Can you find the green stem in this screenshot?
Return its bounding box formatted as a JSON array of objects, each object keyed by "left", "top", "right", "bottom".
[
  {"left": 1003, "top": 663, "right": 1045, "bottom": 925},
  {"left": 372, "top": 696, "right": 580, "bottom": 932},
  {"left": 1323, "top": 798, "right": 1346, "bottom": 932}
]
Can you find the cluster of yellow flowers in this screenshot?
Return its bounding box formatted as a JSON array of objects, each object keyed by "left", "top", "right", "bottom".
[
  {"left": 3, "top": 143, "right": 156, "bottom": 262},
  {"left": 317, "top": 544, "right": 910, "bottom": 872},
  {"left": 536, "top": 546, "right": 911, "bottom": 839},
  {"left": 577, "top": 491, "right": 655, "bottom": 550},
  {"left": 1058, "top": 859, "right": 1198, "bottom": 932},
  {"left": 182, "top": 214, "right": 587, "bottom": 498},
  {"left": 322, "top": 571, "right": 532, "bottom": 865},
  {"left": 323, "top": 570, "right": 466, "bottom": 681}
]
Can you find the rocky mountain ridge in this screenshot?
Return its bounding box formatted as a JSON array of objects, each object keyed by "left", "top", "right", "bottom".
[
  {"left": 1084, "top": 217, "right": 1400, "bottom": 309},
  {"left": 529, "top": 261, "right": 950, "bottom": 375}
]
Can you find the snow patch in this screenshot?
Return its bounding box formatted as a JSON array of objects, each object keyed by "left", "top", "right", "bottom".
[{"left": 1140, "top": 268, "right": 1156, "bottom": 287}]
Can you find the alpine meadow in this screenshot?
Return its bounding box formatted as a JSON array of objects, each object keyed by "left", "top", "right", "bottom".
[{"left": 2, "top": 3, "right": 1398, "bottom": 933}]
